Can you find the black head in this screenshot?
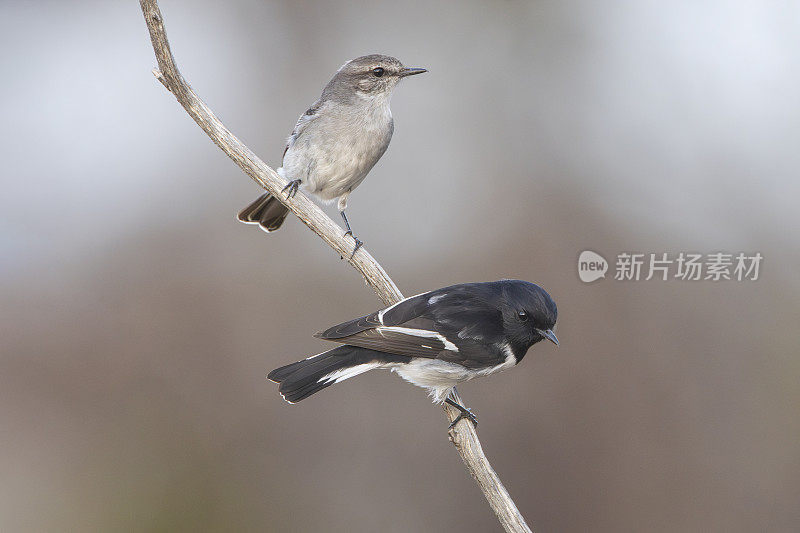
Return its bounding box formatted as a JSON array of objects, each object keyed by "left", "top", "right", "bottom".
[
  {"left": 497, "top": 279, "right": 558, "bottom": 356},
  {"left": 325, "top": 54, "right": 427, "bottom": 101}
]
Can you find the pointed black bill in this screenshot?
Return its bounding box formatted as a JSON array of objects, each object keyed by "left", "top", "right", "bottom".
[
  {"left": 537, "top": 329, "right": 559, "bottom": 345},
  {"left": 398, "top": 67, "right": 427, "bottom": 77}
]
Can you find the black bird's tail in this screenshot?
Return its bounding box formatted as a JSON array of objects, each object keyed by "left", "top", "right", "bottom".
[
  {"left": 267, "top": 346, "right": 411, "bottom": 403},
  {"left": 237, "top": 192, "right": 290, "bottom": 232}
]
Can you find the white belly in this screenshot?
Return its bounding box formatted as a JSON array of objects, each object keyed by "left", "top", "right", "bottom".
[{"left": 392, "top": 352, "right": 516, "bottom": 404}]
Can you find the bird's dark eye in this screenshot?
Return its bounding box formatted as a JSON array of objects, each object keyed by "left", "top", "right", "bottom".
[
  {"left": 372, "top": 67, "right": 385, "bottom": 77},
  {"left": 517, "top": 310, "right": 528, "bottom": 322}
]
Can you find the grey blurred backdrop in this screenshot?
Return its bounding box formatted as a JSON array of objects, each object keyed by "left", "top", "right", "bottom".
[{"left": 2, "top": 1, "right": 799, "bottom": 531}]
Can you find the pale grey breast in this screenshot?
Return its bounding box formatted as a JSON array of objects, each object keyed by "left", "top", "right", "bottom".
[{"left": 281, "top": 97, "right": 394, "bottom": 203}]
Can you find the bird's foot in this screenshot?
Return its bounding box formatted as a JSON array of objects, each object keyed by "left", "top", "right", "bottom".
[
  {"left": 445, "top": 398, "right": 478, "bottom": 429},
  {"left": 281, "top": 179, "right": 301, "bottom": 199},
  {"left": 343, "top": 230, "right": 363, "bottom": 259}
]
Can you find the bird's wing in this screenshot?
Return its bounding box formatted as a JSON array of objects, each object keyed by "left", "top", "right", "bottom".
[
  {"left": 318, "top": 325, "right": 458, "bottom": 359},
  {"left": 315, "top": 292, "right": 430, "bottom": 339},
  {"left": 282, "top": 99, "right": 324, "bottom": 164},
  {"left": 314, "top": 286, "right": 508, "bottom": 367}
]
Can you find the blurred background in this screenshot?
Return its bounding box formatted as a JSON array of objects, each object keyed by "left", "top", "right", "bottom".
[{"left": 2, "top": 1, "right": 799, "bottom": 531}]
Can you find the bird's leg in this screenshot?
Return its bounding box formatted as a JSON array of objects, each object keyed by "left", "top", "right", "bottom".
[
  {"left": 445, "top": 389, "right": 478, "bottom": 429},
  {"left": 281, "top": 179, "right": 302, "bottom": 199},
  {"left": 340, "top": 210, "right": 354, "bottom": 236},
  {"left": 340, "top": 211, "right": 363, "bottom": 258}
]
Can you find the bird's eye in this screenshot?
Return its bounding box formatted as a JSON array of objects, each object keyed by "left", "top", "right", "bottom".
[
  {"left": 517, "top": 310, "right": 528, "bottom": 322},
  {"left": 372, "top": 67, "right": 385, "bottom": 77}
]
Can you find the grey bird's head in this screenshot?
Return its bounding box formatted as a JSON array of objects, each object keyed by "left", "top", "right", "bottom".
[{"left": 322, "top": 54, "right": 426, "bottom": 103}]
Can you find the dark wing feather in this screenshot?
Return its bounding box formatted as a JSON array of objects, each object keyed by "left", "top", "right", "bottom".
[
  {"left": 330, "top": 327, "right": 453, "bottom": 359},
  {"left": 315, "top": 292, "right": 431, "bottom": 339},
  {"left": 314, "top": 284, "right": 511, "bottom": 368},
  {"left": 314, "top": 292, "right": 456, "bottom": 359},
  {"left": 314, "top": 310, "right": 382, "bottom": 339},
  {"left": 421, "top": 284, "right": 510, "bottom": 368},
  {"left": 380, "top": 293, "right": 432, "bottom": 326},
  {"left": 422, "top": 284, "right": 506, "bottom": 341}
]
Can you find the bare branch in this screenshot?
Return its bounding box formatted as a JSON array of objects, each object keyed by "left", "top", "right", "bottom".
[{"left": 139, "top": 1, "right": 532, "bottom": 531}]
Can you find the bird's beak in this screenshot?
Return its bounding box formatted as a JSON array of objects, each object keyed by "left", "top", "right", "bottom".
[
  {"left": 537, "top": 329, "right": 559, "bottom": 346},
  {"left": 398, "top": 67, "right": 427, "bottom": 77}
]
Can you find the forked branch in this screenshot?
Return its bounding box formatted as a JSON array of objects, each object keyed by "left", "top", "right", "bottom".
[{"left": 139, "top": 2, "right": 532, "bottom": 531}]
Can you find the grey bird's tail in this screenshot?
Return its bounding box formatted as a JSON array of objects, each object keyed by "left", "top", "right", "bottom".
[
  {"left": 237, "top": 193, "right": 290, "bottom": 232},
  {"left": 267, "top": 346, "right": 411, "bottom": 403}
]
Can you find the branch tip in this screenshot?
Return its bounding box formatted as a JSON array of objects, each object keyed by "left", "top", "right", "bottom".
[{"left": 152, "top": 68, "right": 170, "bottom": 90}]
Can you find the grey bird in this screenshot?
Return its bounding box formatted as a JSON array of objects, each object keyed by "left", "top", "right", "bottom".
[{"left": 237, "top": 54, "right": 426, "bottom": 256}]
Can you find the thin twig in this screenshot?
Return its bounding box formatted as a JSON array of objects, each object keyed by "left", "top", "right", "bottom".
[{"left": 138, "top": 2, "right": 533, "bottom": 531}]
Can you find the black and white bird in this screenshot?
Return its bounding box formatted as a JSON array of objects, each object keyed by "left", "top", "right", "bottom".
[
  {"left": 267, "top": 280, "right": 558, "bottom": 427},
  {"left": 237, "top": 54, "right": 426, "bottom": 257}
]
